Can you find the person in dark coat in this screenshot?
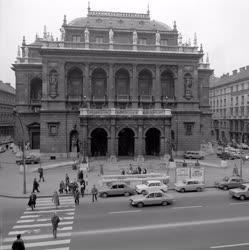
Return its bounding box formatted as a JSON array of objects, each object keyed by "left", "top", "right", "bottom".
[
  {"left": 28, "top": 192, "right": 37, "bottom": 210},
  {"left": 51, "top": 212, "right": 60, "bottom": 239},
  {"left": 12, "top": 234, "right": 25, "bottom": 250},
  {"left": 91, "top": 185, "right": 98, "bottom": 203},
  {"left": 65, "top": 173, "right": 70, "bottom": 192},
  {"left": 59, "top": 180, "right": 65, "bottom": 194},
  {"left": 142, "top": 168, "right": 147, "bottom": 174},
  {"left": 38, "top": 166, "right": 44, "bottom": 182},
  {"left": 78, "top": 170, "right": 84, "bottom": 185},
  {"left": 74, "top": 189, "right": 80, "bottom": 205},
  {"left": 80, "top": 179, "right": 86, "bottom": 197},
  {"left": 32, "top": 178, "right": 40, "bottom": 193},
  {"left": 137, "top": 165, "right": 142, "bottom": 174}
]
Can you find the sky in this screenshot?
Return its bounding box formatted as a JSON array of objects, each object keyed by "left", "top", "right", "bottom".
[{"left": 0, "top": 0, "right": 249, "bottom": 87}]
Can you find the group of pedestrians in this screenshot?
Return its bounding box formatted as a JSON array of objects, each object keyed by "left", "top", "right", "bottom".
[
  {"left": 121, "top": 164, "right": 147, "bottom": 175},
  {"left": 32, "top": 166, "right": 45, "bottom": 193}
]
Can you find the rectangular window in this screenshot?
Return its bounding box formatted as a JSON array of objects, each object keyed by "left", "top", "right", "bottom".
[
  {"left": 231, "top": 97, "right": 233, "bottom": 105},
  {"left": 72, "top": 35, "right": 81, "bottom": 43},
  {"left": 236, "top": 85, "right": 239, "bottom": 92},
  {"left": 242, "top": 95, "right": 244, "bottom": 105},
  {"left": 236, "top": 96, "right": 238, "bottom": 105},
  {"left": 224, "top": 98, "right": 226, "bottom": 106},
  {"left": 230, "top": 86, "right": 233, "bottom": 93},
  {"left": 242, "top": 83, "right": 244, "bottom": 90},
  {"left": 96, "top": 37, "right": 104, "bottom": 43},
  {"left": 138, "top": 38, "right": 147, "bottom": 45},
  {"left": 184, "top": 122, "right": 194, "bottom": 136},
  {"left": 241, "top": 106, "right": 244, "bottom": 116},
  {"left": 48, "top": 122, "right": 59, "bottom": 136},
  {"left": 160, "top": 39, "right": 168, "bottom": 46},
  {"left": 230, "top": 107, "right": 233, "bottom": 116}
]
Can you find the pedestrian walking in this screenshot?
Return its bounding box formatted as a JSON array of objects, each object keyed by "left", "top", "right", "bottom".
[
  {"left": 12, "top": 234, "right": 25, "bottom": 250},
  {"left": 142, "top": 168, "right": 147, "bottom": 174},
  {"left": 121, "top": 169, "right": 125, "bottom": 175},
  {"left": 74, "top": 189, "right": 80, "bottom": 205},
  {"left": 28, "top": 192, "right": 37, "bottom": 210},
  {"left": 38, "top": 166, "right": 45, "bottom": 182},
  {"left": 65, "top": 173, "right": 70, "bottom": 190},
  {"left": 80, "top": 179, "right": 86, "bottom": 197},
  {"left": 59, "top": 180, "right": 65, "bottom": 194},
  {"left": 72, "top": 179, "right": 78, "bottom": 194},
  {"left": 137, "top": 165, "right": 142, "bottom": 174},
  {"left": 51, "top": 212, "right": 60, "bottom": 239},
  {"left": 78, "top": 170, "right": 84, "bottom": 185},
  {"left": 32, "top": 178, "right": 40, "bottom": 193},
  {"left": 91, "top": 185, "right": 98, "bottom": 203},
  {"left": 52, "top": 191, "right": 60, "bottom": 209}
]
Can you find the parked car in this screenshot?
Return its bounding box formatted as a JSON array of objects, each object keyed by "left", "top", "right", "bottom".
[
  {"left": 0, "top": 146, "right": 6, "bottom": 153},
  {"left": 215, "top": 176, "right": 243, "bottom": 190},
  {"left": 135, "top": 180, "right": 168, "bottom": 194},
  {"left": 174, "top": 179, "right": 205, "bottom": 193},
  {"left": 99, "top": 182, "right": 135, "bottom": 198},
  {"left": 229, "top": 183, "right": 249, "bottom": 200},
  {"left": 239, "top": 143, "right": 249, "bottom": 150},
  {"left": 16, "top": 154, "right": 40, "bottom": 165},
  {"left": 129, "top": 190, "right": 174, "bottom": 208},
  {"left": 218, "top": 152, "right": 236, "bottom": 160},
  {"left": 183, "top": 151, "right": 204, "bottom": 160}
]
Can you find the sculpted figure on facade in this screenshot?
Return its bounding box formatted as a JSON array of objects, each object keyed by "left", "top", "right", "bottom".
[
  {"left": 133, "top": 30, "right": 137, "bottom": 44},
  {"left": 109, "top": 29, "right": 114, "bottom": 44},
  {"left": 184, "top": 74, "right": 193, "bottom": 100},
  {"left": 49, "top": 70, "right": 58, "bottom": 98},
  {"left": 84, "top": 28, "right": 89, "bottom": 43},
  {"left": 156, "top": 31, "right": 160, "bottom": 45},
  {"left": 25, "top": 47, "right": 29, "bottom": 58}
]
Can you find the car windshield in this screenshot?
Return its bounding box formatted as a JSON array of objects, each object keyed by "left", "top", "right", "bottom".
[
  {"left": 240, "top": 185, "right": 247, "bottom": 190},
  {"left": 223, "top": 177, "right": 229, "bottom": 182},
  {"left": 142, "top": 191, "right": 149, "bottom": 196}
]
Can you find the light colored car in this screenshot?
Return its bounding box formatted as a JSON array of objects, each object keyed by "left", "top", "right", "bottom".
[
  {"left": 215, "top": 176, "right": 243, "bottom": 190},
  {"left": 229, "top": 183, "right": 249, "bottom": 200},
  {"left": 135, "top": 180, "right": 168, "bottom": 194},
  {"left": 174, "top": 179, "right": 205, "bottom": 193},
  {"left": 183, "top": 151, "right": 204, "bottom": 160},
  {"left": 99, "top": 182, "right": 135, "bottom": 198},
  {"left": 129, "top": 190, "right": 174, "bottom": 208},
  {"left": 240, "top": 143, "right": 249, "bottom": 150},
  {"left": 0, "top": 146, "right": 6, "bottom": 153}
]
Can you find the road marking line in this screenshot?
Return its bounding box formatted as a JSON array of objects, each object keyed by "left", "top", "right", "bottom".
[
  {"left": 20, "top": 215, "right": 40, "bottom": 219},
  {"left": 72, "top": 216, "right": 249, "bottom": 236},
  {"left": 109, "top": 210, "right": 142, "bottom": 214},
  {"left": 3, "top": 232, "right": 72, "bottom": 242},
  {"left": 17, "top": 219, "right": 35, "bottom": 223},
  {"left": 13, "top": 221, "right": 73, "bottom": 229},
  {"left": 36, "top": 198, "right": 74, "bottom": 203},
  {"left": 65, "top": 212, "right": 74, "bottom": 216},
  {"left": 229, "top": 202, "right": 249, "bottom": 205},
  {"left": 58, "top": 227, "right": 73, "bottom": 231},
  {"left": 26, "top": 205, "right": 75, "bottom": 210},
  {"left": 24, "top": 208, "right": 75, "bottom": 214},
  {"left": 1, "top": 239, "right": 70, "bottom": 250},
  {"left": 44, "top": 247, "right": 69, "bottom": 250},
  {"left": 172, "top": 205, "right": 203, "bottom": 209},
  {"left": 210, "top": 242, "right": 249, "bottom": 249},
  {"left": 17, "top": 217, "right": 74, "bottom": 224},
  {"left": 8, "top": 230, "right": 31, "bottom": 235}
]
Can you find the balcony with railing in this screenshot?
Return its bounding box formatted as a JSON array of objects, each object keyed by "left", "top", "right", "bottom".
[{"left": 79, "top": 108, "right": 171, "bottom": 117}]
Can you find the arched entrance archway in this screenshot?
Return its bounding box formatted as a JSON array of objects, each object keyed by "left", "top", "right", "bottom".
[
  {"left": 69, "top": 130, "right": 79, "bottom": 153},
  {"left": 118, "top": 128, "right": 134, "bottom": 156},
  {"left": 145, "top": 128, "right": 161, "bottom": 156},
  {"left": 91, "top": 128, "right": 108, "bottom": 157}
]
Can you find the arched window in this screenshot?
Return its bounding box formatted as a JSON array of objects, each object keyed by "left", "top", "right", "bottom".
[
  {"left": 92, "top": 68, "right": 107, "bottom": 99},
  {"left": 161, "top": 71, "right": 174, "bottom": 98},
  {"left": 138, "top": 69, "right": 152, "bottom": 96},
  {"left": 30, "top": 78, "right": 42, "bottom": 101},
  {"left": 67, "top": 68, "right": 83, "bottom": 98},
  {"left": 115, "top": 69, "right": 130, "bottom": 97}
]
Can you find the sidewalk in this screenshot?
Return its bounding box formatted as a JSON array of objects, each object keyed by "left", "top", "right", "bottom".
[{"left": 1, "top": 150, "right": 249, "bottom": 198}]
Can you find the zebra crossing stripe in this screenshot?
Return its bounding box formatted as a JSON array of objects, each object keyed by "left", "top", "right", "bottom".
[
  {"left": 36, "top": 197, "right": 74, "bottom": 203},
  {"left": 58, "top": 226, "right": 73, "bottom": 231},
  {"left": 13, "top": 221, "right": 73, "bottom": 229},
  {"left": 3, "top": 232, "right": 72, "bottom": 242},
  {"left": 24, "top": 208, "right": 75, "bottom": 214},
  {"left": 8, "top": 230, "right": 31, "bottom": 235},
  {"left": 26, "top": 205, "right": 75, "bottom": 211},
  {"left": 17, "top": 216, "right": 74, "bottom": 224},
  {"left": 1, "top": 239, "right": 71, "bottom": 250},
  {"left": 20, "top": 215, "right": 40, "bottom": 219},
  {"left": 44, "top": 247, "right": 69, "bottom": 250}
]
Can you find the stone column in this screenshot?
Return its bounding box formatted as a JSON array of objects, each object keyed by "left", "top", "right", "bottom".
[
  {"left": 81, "top": 119, "right": 88, "bottom": 160},
  {"left": 164, "top": 119, "right": 171, "bottom": 157},
  {"left": 109, "top": 119, "right": 117, "bottom": 162},
  {"left": 84, "top": 63, "right": 90, "bottom": 106},
  {"left": 108, "top": 64, "right": 114, "bottom": 107},
  {"left": 154, "top": 65, "right": 161, "bottom": 108},
  {"left": 137, "top": 120, "right": 144, "bottom": 161},
  {"left": 132, "top": 64, "right": 138, "bottom": 108},
  {"left": 175, "top": 65, "right": 182, "bottom": 101}
]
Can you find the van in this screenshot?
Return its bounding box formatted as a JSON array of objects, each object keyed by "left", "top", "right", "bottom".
[{"left": 183, "top": 151, "right": 204, "bottom": 160}]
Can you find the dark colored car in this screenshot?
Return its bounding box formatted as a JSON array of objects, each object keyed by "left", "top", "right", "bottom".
[
  {"left": 215, "top": 176, "right": 243, "bottom": 190},
  {"left": 16, "top": 155, "right": 40, "bottom": 165},
  {"left": 99, "top": 183, "right": 136, "bottom": 198}
]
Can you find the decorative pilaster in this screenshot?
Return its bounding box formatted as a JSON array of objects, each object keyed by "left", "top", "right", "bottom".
[
  {"left": 109, "top": 119, "right": 117, "bottom": 162},
  {"left": 154, "top": 65, "right": 161, "bottom": 108},
  {"left": 108, "top": 64, "right": 114, "bottom": 107},
  {"left": 84, "top": 63, "right": 90, "bottom": 105},
  {"left": 137, "top": 120, "right": 144, "bottom": 162},
  {"left": 132, "top": 64, "right": 138, "bottom": 108}
]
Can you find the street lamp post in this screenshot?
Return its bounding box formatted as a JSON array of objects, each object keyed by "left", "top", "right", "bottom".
[{"left": 14, "top": 110, "right": 26, "bottom": 194}]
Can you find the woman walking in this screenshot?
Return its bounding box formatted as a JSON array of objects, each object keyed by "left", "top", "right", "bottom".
[{"left": 52, "top": 191, "right": 60, "bottom": 209}]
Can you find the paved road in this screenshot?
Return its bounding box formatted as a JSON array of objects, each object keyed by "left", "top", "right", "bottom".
[{"left": 1, "top": 190, "right": 249, "bottom": 250}]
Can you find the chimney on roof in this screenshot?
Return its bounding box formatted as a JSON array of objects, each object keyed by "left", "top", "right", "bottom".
[
  {"left": 240, "top": 67, "right": 246, "bottom": 72},
  {"left": 232, "top": 70, "right": 238, "bottom": 75}
]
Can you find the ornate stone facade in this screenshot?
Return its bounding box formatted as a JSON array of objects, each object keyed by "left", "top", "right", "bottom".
[{"left": 12, "top": 8, "right": 213, "bottom": 159}]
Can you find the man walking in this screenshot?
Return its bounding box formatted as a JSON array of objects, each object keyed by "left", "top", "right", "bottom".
[
  {"left": 38, "top": 166, "right": 44, "bottom": 182},
  {"left": 91, "top": 185, "right": 98, "bottom": 203},
  {"left": 51, "top": 212, "right": 60, "bottom": 239},
  {"left": 74, "top": 189, "right": 80, "bottom": 205},
  {"left": 32, "top": 178, "right": 40, "bottom": 193},
  {"left": 80, "top": 179, "right": 86, "bottom": 197},
  {"left": 12, "top": 234, "right": 25, "bottom": 250}
]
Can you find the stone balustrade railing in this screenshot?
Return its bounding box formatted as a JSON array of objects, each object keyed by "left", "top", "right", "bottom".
[{"left": 79, "top": 108, "right": 171, "bottom": 117}]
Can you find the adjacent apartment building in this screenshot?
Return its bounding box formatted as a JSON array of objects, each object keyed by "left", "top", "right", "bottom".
[
  {"left": 12, "top": 6, "right": 212, "bottom": 159},
  {"left": 0, "top": 80, "right": 15, "bottom": 142},
  {"left": 209, "top": 66, "right": 249, "bottom": 144}
]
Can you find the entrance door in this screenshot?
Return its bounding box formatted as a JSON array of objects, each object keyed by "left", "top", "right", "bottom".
[
  {"left": 91, "top": 128, "right": 108, "bottom": 157},
  {"left": 145, "top": 128, "right": 160, "bottom": 156},
  {"left": 31, "top": 132, "right": 40, "bottom": 149},
  {"left": 118, "top": 128, "right": 134, "bottom": 156}
]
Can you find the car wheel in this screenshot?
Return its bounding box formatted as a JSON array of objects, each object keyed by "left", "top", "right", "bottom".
[
  {"left": 102, "top": 193, "right": 108, "bottom": 198},
  {"left": 240, "top": 195, "right": 246, "bottom": 201},
  {"left": 223, "top": 186, "right": 228, "bottom": 191},
  {"left": 180, "top": 188, "right": 185, "bottom": 193},
  {"left": 196, "top": 187, "right": 202, "bottom": 192},
  {"left": 162, "top": 201, "right": 168, "bottom": 206},
  {"left": 124, "top": 192, "right": 130, "bottom": 197},
  {"left": 137, "top": 202, "right": 144, "bottom": 208}
]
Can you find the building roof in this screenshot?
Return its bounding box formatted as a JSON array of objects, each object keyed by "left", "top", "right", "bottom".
[
  {"left": 68, "top": 10, "right": 172, "bottom": 32},
  {"left": 0, "top": 81, "right": 15, "bottom": 95},
  {"left": 210, "top": 66, "right": 249, "bottom": 88}
]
